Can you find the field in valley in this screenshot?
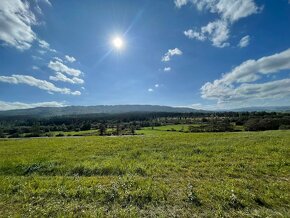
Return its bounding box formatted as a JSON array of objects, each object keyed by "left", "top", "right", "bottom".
[{"left": 0, "top": 130, "right": 289, "bottom": 217}]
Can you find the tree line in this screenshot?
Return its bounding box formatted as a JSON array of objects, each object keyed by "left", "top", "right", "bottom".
[{"left": 0, "top": 111, "right": 289, "bottom": 138}]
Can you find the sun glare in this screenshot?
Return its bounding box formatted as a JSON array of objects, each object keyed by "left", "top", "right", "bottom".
[{"left": 112, "top": 37, "right": 124, "bottom": 49}]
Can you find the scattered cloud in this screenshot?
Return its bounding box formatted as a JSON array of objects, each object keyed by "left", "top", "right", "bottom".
[
  {"left": 0, "top": 0, "right": 54, "bottom": 51},
  {"left": 179, "top": 0, "right": 260, "bottom": 47},
  {"left": 49, "top": 72, "right": 84, "bottom": 84},
  {"left": 0, "top": 74, "right": 81, "bottom": 95},
  {"left": 48, "top": 60, "right": 82, "bottom": 77},
  {"left": 38, "top": 49, "right": 47, "bottom": 55},
  {"left": 0, "top": 100, "right": 65, "bottom": 111},
  {"left": 38, "top": 39, "right": 56, "bottom": 52},
  {"left": 0, "top": 0, "right": 37, "bottom": 50},
  {"left": 65, "top": 55, "right": 76, "bottom": 63},
  {"left": 174, "top": 0, "right": 189, "bottom": 8},
  {"left": 238, "top": 35, "right": 250, "bottom": 48},
  {"left": 38, "top": 39, "right": 49, "bottom": 49},
  {"left": 162, "top": 48, "right": 183, "bottom": 62},
  {"left": 201, "top": 48, "right": 290, "bottom": 105},
  {"left": 32, "top": 65, "right": 39, "bottom": 70},
  {"left": 34, "top": 0, "right": 52, "bottom": 7},
  {"left": 184, "top": 20, "right": 230, "bottom": 48},
  {"left": 148, "top": 84, "right": 160, "bottom": 92},
  {"left": 41, "top": 0, "right": 52, "bottom": 6},
  {"left": 53, "top": 57, "right": 63, "bottom": 62},
  {"left": 175, "top": 0, "right": 260, "bottom": 22},
  {"left": 189, "top": 103, "right": 220, "bottom": 110},
  {"left": 164, "top": 67, "right": 171, "bottom": 72},
  {"left": 32, "top": 55, "right": 43, "bottom": 61}
]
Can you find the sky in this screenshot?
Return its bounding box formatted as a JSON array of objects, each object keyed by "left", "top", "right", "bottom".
[{"left": 0, "top": 0, "right": 290, "bottom": 111}]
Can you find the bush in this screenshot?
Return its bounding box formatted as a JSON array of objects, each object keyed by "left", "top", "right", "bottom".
[
  {"left": 45, "top": 132, "right": 54, "bottom": 137},
  {"left": 244, "top": 118, "right": 280, "bottom": 131},
  {"left": 279, "top": 125, "right": 290, "bottom": 130},
  {"left": 56, "top": 133, "right": 65, "bottom": 137}
]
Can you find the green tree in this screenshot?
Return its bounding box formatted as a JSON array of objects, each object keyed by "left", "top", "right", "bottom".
[
  {"left": 116, "top": 123, "right": 121, "bottom": 135},
  {"left": 130, "top": 125, "right": 136, "bottom": 135},
  {"left": 0, "top": 128, "right": 4, "bottom": 138},
  {"left": 99, "top": 123, "right": 107, "bottom": 136},
  {"left": 81, "top": 122, "right": 91, "bottom": 131},
  {"left": 31, "top": 123, "right": 41, "bottom": 137}
]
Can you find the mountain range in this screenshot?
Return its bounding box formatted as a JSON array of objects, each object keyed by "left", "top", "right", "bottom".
[
  {"left": 0, "top": 105, "right": 203, "bottom": 117},
  {"left": 0, "top": 105, "right": 289, "bottom": 118}
]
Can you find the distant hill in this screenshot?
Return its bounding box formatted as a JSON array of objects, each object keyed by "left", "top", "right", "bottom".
[
  {"left": 0, "top": 105, "right": 204, "bottom": 118},
  {"left": 228, "top": 106, "right": 290, "bottom": 112}
]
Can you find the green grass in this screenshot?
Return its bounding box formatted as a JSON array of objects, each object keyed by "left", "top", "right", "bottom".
[
  {"left": 142, "top": 124, "right": 192, "bottom": 131},
  {"left": 0, "top": 130, "right": 289, "bottom": 217},
  {"left": 141, "top": 124, "right": 245, "bottom": 133},
  {"left": 54, "top": 129, "right": 100, "bottom": 136}
]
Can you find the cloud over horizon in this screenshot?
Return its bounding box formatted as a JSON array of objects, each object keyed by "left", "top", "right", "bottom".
[
  {"left": 0, "top": 100, "right": 65, "bottom": 111},
  {"left": 201, "top": 48, "right": 290, "bottom": 105}
]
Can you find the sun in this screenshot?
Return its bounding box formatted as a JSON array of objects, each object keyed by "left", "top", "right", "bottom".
[{"left": 112, "top": 37, "right": 124, "bottom": 49}]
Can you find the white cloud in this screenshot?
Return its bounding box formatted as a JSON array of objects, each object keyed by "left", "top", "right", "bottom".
[
  {"left": 49, "top": 72, "right": 84, "bottom": 84},
  {"left": 238, "top": 35, "right": 250, "bottom": 48},
  {"left": 175, "top": 0, "right": 189, "bottom": 8},
  {"left": 0, "top": 74, "right": 81, "bottom": 95},
  {"left": 32, "top": 65, "right": 39, "bottom": 70},
  {"left": 184, "top": 20, "right": 230, "bottom": 48},
  {"left": 201, "top": 48, "right": 290, "bottom": 105},
  {"left": 155, "top": 84, "right": 159, "bottom": 88},
  {"left": 176, "top": 0, "right": 260, "bottom": 22},
  {"left": 32, "top": 55, "right": 43, "bottom": 60},
  {"left": 38, "top": 39, "right": 49, "bottom": 49},
  {"left": 202, "top": 79, "right": 290, "bottom": 105},
  {"left": 212, "top": 0, "right": 259, "bottom": 23},
  {"left": 0, "top": 0, "right": 37, "bottom": 50},
  {"left": 48, "top": 60, "right": 82, "bottom": 77},
  {"left": 148, "top": 88, "right": 154, "bottom": 92},
  {"left": 162, "top": 48, "right": 183, "bottom": 62},
  {"left": 38, "top": 49, "right": 47, "bottom": 55},
  {"left": 41, "top": 0, "right": 52, "bottom": 6},
  {"left": 189, "top": 103, "right": 216, "bottom": 110},
  {"left": 180, "top": 0, "right": 260, "bottom": 47},
  {"left": 0, "top": 100, "right": 65, "bottom": 111},
  {"left": 38, "top": 39, "right": 56, "bottom": 52},
  {"left": 164, "top": 67, "right": 171, "bottom": 72},
  {"left": 53, "top": 57, "right": 63, "bottom": 62},
  {"left": 0, "top": 0, "right": 53, "bottom": 51},
  {"left": 65, "top": 55, "right": 76, "bottom": 63}
]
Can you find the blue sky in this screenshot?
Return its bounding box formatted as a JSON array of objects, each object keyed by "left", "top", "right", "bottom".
[{"left": 0, "top": 0, "right": 290, "bottom": 110}]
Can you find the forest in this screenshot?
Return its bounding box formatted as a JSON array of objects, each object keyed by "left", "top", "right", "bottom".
[{"left": 1, "top": 111, "right": 290, "bottom": 138}]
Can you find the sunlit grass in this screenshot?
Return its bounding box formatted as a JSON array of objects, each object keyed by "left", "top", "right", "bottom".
[{"left": 0, "top": 130, "right": 289, "bottom": 216}]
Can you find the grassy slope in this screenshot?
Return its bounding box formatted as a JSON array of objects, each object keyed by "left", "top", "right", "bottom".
[{"left": 0, "top": 130, "right": 289, "bottom": 217}]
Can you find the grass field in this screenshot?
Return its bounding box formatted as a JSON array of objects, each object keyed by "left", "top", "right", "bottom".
[
  {"left": 142, "top": 124, "right": 192, "bottom": 131},
  {"left": 142, "top": 124, "right": 245, "bottom": 132},
  {"left": 0, "top": 130, "right": 289, "bottom": 217}
]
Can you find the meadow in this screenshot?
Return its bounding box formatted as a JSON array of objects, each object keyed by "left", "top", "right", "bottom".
[{"left": 0, "top": 130, "right": 289, "bottom": 217}]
